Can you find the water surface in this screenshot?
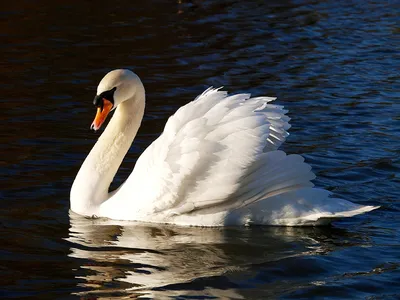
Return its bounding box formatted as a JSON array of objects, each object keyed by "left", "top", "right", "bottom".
[{"left": 1, "top": 0, "right": 399, "bottom": 299}]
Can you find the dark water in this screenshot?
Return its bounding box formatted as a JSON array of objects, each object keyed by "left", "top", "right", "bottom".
[{"left": 1, "top": 0, "right": 399, "bottom": 299}]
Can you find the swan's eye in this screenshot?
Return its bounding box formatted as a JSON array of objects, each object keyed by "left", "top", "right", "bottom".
[
  {"left": 93, "top": 87, "right": 117, "bottom": 109},
  {"left": 93, "top": 96, "right": 107, "bottom": 112}
]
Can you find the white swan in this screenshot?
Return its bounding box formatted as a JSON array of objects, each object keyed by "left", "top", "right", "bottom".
[{"left": 70, "top": 69, "right": 378, "bottom": 226}]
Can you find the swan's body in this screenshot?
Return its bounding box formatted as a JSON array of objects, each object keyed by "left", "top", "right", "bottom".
[{"left": 70, "top": 69, "right": 378, "bottom": 226}]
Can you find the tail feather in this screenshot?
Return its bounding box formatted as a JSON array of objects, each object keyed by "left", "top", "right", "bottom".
[
  {"left": 225, "top": 188, "right": 379, "bottom": 226},
  {"left": 190, "top": 150, "right": 379, "bottom": 226}
]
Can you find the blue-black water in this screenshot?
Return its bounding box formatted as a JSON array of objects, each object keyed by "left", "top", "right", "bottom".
[{"left": 1, "top": 0, "right": 399, "bottom": 299}]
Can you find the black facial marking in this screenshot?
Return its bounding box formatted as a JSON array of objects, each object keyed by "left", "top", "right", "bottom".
[{"left": 93, "top": 87, "right": 117, "bottom": 110}]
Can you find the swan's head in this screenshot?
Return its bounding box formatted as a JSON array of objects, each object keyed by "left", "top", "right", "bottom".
[{"left": 91, "top": 69, "right": 143, "bottom": 131}]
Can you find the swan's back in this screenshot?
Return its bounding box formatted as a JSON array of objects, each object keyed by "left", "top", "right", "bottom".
[{"left": 99, "top": 88, "right": 378, "bottom": 226}]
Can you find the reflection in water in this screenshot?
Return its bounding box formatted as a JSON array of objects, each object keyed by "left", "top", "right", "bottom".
[
  {"left": 68, "top": 212, "right": 243, "bottom": 298},
  {"left": 67, "top": 212, "right": 363, "bottom": 299}
]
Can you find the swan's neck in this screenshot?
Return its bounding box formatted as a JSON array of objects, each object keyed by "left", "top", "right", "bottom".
[{"left": 70, "top": 92, "right": 145, "bottom": 216}]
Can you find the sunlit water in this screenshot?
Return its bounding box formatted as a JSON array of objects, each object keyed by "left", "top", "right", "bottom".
[{"left": 1, "top": 0, "right": 399, "bottom": 299}]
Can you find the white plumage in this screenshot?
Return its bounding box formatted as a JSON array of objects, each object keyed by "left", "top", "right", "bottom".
[{"left": 70, "top": 69, "right": 378, "bottom": 226}]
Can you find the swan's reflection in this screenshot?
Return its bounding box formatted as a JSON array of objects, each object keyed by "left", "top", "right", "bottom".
[{"left": 67, "top": 212, "right": 365, "bottom": 299}]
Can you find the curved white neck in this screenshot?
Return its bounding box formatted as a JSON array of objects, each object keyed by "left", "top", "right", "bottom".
[{"left": 70, "top": 89, "right": 145, "bottom": 216}]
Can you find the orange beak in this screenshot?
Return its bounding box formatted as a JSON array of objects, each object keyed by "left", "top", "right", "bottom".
[{"left": 91, "top": 99, "right": 113, "bottom": 131}]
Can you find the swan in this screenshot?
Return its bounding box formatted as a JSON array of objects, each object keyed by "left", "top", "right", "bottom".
[{"left": 70, "top": 69, "right": 378, "bottom": 226}]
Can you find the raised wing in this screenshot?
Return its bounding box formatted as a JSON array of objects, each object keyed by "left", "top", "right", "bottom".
[{"left": 101, "top": 88, "right": 314, "bottom": 221}]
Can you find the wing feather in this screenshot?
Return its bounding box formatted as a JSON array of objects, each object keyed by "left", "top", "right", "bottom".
[{"left": 101, "top": 88, "right": 295, "bottom": 219}]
